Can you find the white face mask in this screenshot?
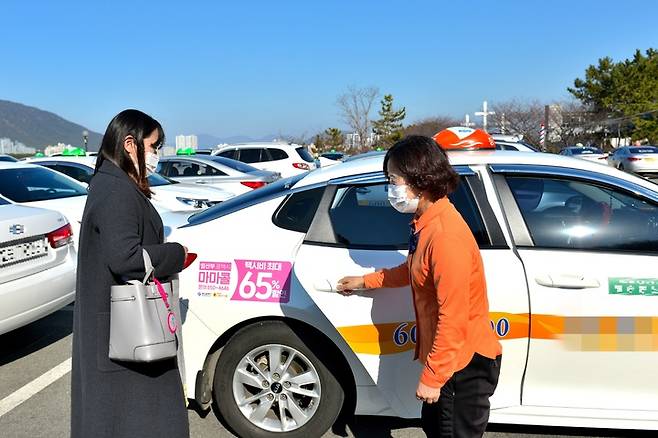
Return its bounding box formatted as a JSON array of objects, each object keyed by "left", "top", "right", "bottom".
[
  {"left": 387, "top": 184, "right": 419, "bottom": 213},
  {"left": 145, "top": 152, "right": 159, "bottom": 175}
]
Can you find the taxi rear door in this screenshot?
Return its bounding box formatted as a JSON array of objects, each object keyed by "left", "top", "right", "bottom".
[{"left": 492, "top": 164, "right": 658, "bottom": 419}]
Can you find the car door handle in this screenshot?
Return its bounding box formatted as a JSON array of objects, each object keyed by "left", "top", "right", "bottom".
[
  {"left": 313, "top": 279, "right": 336, "bottom": 292},
  {"left": 535, "top": 274, "right": 600, "bottom": 289},
  {"left": 195, "top": 180, "right": 207, "bottom": 184}
]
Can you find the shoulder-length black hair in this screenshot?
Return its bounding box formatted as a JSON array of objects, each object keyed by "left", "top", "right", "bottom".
[
  {"left": 95, "top": 109, "right": 164, "bottom": 197},
  {"left": 383, "top": 135, "right": 459, "bottom": 200}
]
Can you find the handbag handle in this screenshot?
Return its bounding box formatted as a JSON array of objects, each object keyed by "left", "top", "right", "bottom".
[
  {"left": 143, "top": 249, "right": 177, "bottom": 334},
  {"left": 141, "top": 249, "right": 155, "bottom": 284}
]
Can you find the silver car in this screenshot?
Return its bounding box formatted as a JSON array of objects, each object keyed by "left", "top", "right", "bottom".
[
  {"left": 559, "top": 146, "right": 608, "bottom": 164},
  {"left": 157, "top": 155, "right": 280, "bottom": 196},
  {"left": 608, "top": 146, "right": 658, "bottom": 175}
]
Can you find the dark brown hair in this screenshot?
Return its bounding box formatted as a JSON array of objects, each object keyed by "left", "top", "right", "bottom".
[
  {"left": 95, "top": 109, "right": 164, "bottom": 197},
  {"left": 383, "top": 135, "right": 459, "bottom": 200}
]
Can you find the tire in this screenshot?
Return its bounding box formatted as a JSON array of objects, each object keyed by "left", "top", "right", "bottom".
[
  {"left": 618, "top": 164, "right": 625, "bottom": 171},
  {"left": 213, "top": 321, "right": 344, "bottom": 438}
]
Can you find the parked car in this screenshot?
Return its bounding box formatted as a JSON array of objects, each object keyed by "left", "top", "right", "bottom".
[
  {"left": 0, "top": 199, "right": 76, "bottom": 335},
  {"left": 495, "top": 140, "right": 540, "bottom": 152},
  {"left": 29, "top": 156, "right": 233, "bottom": 211},
  {"left": 559, "top": 146, "right": 608, "bottom": 163},
  {"left": 157, "top": 155, "right": 280, "bottom": 196},
  {"left": 315, "top": 152, "right": 346, "bottom": 168},
  {"left": 0, "top": 162, "right": 88, "bottom": 248},
  {"left": 491, "top": 134, "right": 540, "bottom": 152},
  {"left": 0, "top": 154, "right": 19, "bottom": 162},
  {"left": 607, "top": 146, "right": 658, "bottom": 176},
  {"left": 169, "top": 149, "right": 658, "bottom": 436},
  {"left": 212, "top": 142, "right": 317, "bottom": 177},
  {"left": 320, "top": 152, "right": 347, "bottom": 161}
]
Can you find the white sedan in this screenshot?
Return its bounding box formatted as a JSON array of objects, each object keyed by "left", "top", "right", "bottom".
[
  {"left": 0, "top": 162, "right": 88, "bottom": 248},
  {"left": 169, "top": 150, "right": 658, "bottom": 436},
  {"left": 0, "top": 199, "right": 76, "bottom": 335},
  {"left": 29, "top": 156, "right": 233, "bottom": 211}
]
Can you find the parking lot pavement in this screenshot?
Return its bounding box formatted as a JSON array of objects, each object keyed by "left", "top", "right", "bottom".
[{"left": 0, "top": 307, "right": 646, "bottom": 438}]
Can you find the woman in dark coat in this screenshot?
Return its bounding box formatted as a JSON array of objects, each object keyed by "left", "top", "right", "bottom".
[{"left": 71, "top": 109, "right": 189, "bottom": 437}]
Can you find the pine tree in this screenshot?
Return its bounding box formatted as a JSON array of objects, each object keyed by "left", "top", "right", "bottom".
[
  {"left": 569, "top": 48, "right": 658, "bottom": 143},
  {"left": 372, "top": 94, "right": 406, "bottom": 148},
  {"left": 324, "top": 128, "right": 344, "bottom": 150}
]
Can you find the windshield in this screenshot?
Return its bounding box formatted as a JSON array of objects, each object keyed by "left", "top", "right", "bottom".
[
  {"left": 296, "top": 147, "right": 315, "bottom": 163},
  {"left": 0, "top": 167, "right": 87, "bottom": 202},
  {"left": 187, "top": 173, "right": 307, "bottom": 226},
  {"left": 630, "top": 147, "right": 658, "bottom": 154},
  {"left": 207, "top": 156, "right": 260, "bottom": 173},
  {"left": 572, "top": 147, "right": 604, "bottom": 155}
]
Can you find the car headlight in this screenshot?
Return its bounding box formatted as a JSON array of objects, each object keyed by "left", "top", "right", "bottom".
[{"left": 176, "top": 197, "right": 211, "bottom": 208}]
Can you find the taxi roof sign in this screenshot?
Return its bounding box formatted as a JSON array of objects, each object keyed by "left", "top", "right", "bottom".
[
  {"left": 176, "top": 148, "right": 196, "bottom": 155},
  {"left": 61, "top": 147, "right": 87, "bottom": 156},
  {"left": 433, "top": 127, "right": 496, "bottom": 151}
]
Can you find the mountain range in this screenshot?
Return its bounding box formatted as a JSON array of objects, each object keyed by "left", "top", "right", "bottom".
[
  {"left": 0, "top": 99, "right": 287, "bottom": 151},
  {"left": 0, "top": 99, "right": 103, "bottom": 150}
]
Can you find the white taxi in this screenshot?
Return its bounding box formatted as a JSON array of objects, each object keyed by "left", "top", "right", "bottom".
[{"left": 170, "top": 150, "right": 658, "bottom": 436}]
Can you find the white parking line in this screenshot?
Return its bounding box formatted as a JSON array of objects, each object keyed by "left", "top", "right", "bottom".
[{"left": 0, "top": 357, "right": 71, "bottom": 418}]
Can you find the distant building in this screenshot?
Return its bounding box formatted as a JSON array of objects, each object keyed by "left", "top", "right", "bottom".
[
  {"left": 175, "top": 135, "right": 198, "bottom": 150},
  {"left": 45, "top": 143, "right": 75, "bottom": 156},
  {"left": 345, "top": 132, "right": 379, "bottom": 149},
  {"left": 0, "top": 138, "right": 36, "bottom": 154}
]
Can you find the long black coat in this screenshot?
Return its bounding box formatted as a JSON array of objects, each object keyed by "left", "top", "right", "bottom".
[{"left": 71, "top": 160, "right": 188, "bottom": 438}]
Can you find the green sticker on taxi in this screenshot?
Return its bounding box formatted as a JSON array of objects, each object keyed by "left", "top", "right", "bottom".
[{"left": 609, "top": 278, "right": 658, "bottom": 296}]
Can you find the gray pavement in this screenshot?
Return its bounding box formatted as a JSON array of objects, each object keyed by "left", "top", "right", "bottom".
[{"left": 0, "top": 307, "right": 644, "bottom": 438}]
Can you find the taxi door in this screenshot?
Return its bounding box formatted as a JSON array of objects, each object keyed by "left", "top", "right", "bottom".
[
  {"left": 492, "top": 164, "right": 658, "bottom": 415},
  {"left": 293, "top": 168, "right": 529, "bottom": 418}
]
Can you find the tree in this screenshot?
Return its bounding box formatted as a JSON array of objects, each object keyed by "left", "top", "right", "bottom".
[
  {"left": 404, "top": 116, "right": 461, "bottom": 138},
  {"left": 324, "top": 128, "right": 344, "bottom": 150},
  {"left": 313, "top": 134, "right": 325, "bottom": 153},
  {"left": 568, "top": 48, "right": 658, "bottom": 143},
  {"left": 489, "top": 100, "right": 547, "bottom": 148},
  {"left": 372, "top": 94, "right": 406, "bottom": 148},
  {"left": 336, "top": 86, "right": 379, "bottom": 150}
]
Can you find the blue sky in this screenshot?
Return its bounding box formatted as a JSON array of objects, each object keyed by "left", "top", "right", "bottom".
[{"left": 1, "top": 0, "right": 657, "bottom": 141}]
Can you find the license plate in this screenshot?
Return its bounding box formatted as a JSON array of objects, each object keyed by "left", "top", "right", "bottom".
[
  {"left": 0, "top": 237, "right": 49, "bottom": 268},
  {"left": 644, "top": 157, "right": 656, "bottom": 162}
]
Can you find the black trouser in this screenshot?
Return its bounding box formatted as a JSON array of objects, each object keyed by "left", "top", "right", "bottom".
[{"left": 421, "top": 353, "right": 502, "bottom": 438}]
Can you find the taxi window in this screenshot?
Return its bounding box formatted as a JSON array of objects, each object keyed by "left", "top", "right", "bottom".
[
  {"left": 507, "top": 176, "right": 658, "bottom": 252},
  {"left": 327, "top": 178, "right": 488, "bottom": 249},
  {"left": 49, "top": 164, "right": 93, "bottom": 183},
  {"left": 218, "top": 149, "right": 237, "bottom": 160},
  {"left": 273, "top": 187, "right": 325, "bottom": 233}
]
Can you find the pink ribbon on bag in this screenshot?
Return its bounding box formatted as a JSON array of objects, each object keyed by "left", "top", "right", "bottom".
[{"left": 153, "top": 278, "right": 177, "bottom": 334}]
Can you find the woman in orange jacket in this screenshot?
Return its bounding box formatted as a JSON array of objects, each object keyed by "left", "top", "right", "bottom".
[{"left": 338, "top": 134, "right": 502, "bottom": 438}]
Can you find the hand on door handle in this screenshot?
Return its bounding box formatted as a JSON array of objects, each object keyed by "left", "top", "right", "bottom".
[
  {"left": 313, "top": 279, "right": 367, "bottom": 294},
  {"left": 313, "top": 279, "right": 335, "bottom": 292},
  {"left": 535, "top": 274, "right": 600, "bottom": 289}
]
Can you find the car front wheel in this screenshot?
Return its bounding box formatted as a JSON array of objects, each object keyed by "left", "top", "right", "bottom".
[{"left": 213, "top": 321, "right": 344, "bottom": 438}]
